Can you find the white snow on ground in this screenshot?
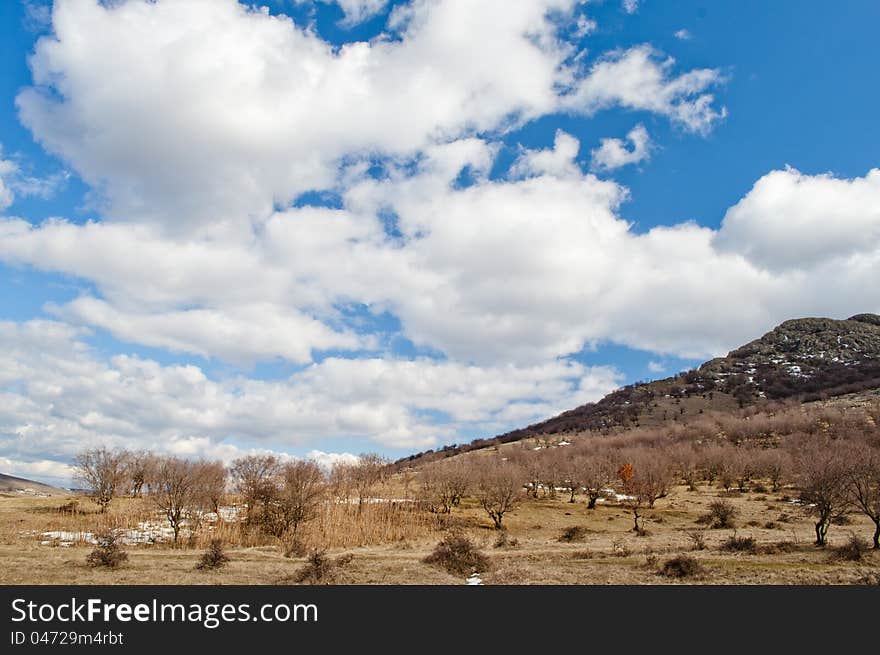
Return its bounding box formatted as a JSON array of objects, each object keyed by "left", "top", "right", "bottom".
[
  {"left": 466, "top": 573, "right": 483, "bottom": 585},
  {"left": 558, "top": 441, "right": 571, "bottom": 446}
]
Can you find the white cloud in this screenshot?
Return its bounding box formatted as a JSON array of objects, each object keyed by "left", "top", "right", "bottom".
[
  {"left": 622, "top": 0, "right": 639, "bottom": 15},
  {"left": 647, "top": 360, "right": 665, "bottom": 374},
  {"left": 0, "top": 158, "right": 15, "bottom": 211},
  {"left": 715, "top": 167, "right": 880, "bottom": 271},
  {"left": 51, "top": 296, "right": 370, "bottom": 366},
  {"left": 17, "top": 0, "right": 725, "bottom": 234},
  {"left": 0, "top": 145, "right": 67, "bottom": 210},
  {"left": 325, "top": 0, "right": 389, "bottom": 26},
  {"left": 510, "top": 130, "right": 582, "bottom": 179},
  {"left": 0, "top": 319, "right": 622, "bottom": 467},
  {"left": 567, "top": 45, "right": 726, "bottom": 135},
  {"left": 590, "top": 123, "right": 653, "bottom": 171},
  {"left": 674, "top": 29, "right": 692, "bottom": 41}
]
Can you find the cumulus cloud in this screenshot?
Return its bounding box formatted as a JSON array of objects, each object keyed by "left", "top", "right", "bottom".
[
  {"left": 0, "top": 319, "right": 622, "bottom": 468},
  {"left": 622, "top": 0, "right": 640, "bottom": 14},
  {"left": 715, "top": 167, "right": 880, "bottom": 271},
  {"left": 325, "top": 0, "right": 389, "bottom": 26},
  {"left": 567, "top": 45, "right": 726, "bottom": 135},
  {"left": 17, "top": 0, "right": 725, "bottom": 233},
  {"left": 590, "top": 123, "right": 653, "bottom": 171},
  {"left": 674, "top": 29, "right": 692, "bottom": 41}
]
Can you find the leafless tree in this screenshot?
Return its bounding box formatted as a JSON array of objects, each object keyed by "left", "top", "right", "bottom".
[
  {"left": 328, "top": 461, "right": 354, "bottom": 502},
  {"left": 557, "top": 453, "right": 582, "bottom": 503},
  {"left": 73, "top": 447, "right": 127, "bottom": 512},
  {"left": 793, "top": 441, "right": 851, "bottom": 546},
  {"left": 195, "top": 460, "right": 227, "bottom": 516},
  {"left": 419, "top": 459, "right": 470, "bottom": 513},
  {"left": 122, "top": 450, "right": 157, "bottom": 498},
  {"left": 581, "top": 453, "right": 614, "bottom": 509},
  {"left": 229, "top": 455, "right": 279, "bottom": 523},
  {"left": 152, "top": 456, "right": 201, "bottom": 545},
  {"left": 844, "top": 443, "right": 880, "bottom": 549},
  {"left": 351, "top": 453, "right": 389, "bottom": 510},
  {"left": 757, "top": 448, "right": 790, "bottom": 492},
  {"left": 265, "top": 460, "right": 326, "bottom": 540},
  {"left": 472, "top": 460, "right": 523, "bottom": 530}
]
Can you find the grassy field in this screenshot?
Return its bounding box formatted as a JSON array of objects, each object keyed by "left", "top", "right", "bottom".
[{"left": 1, "top": 479, "right": 878, "bottom": 585}]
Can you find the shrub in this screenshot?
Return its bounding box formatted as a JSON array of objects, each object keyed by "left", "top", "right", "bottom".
[
  {"left": 423, "top": 533, "right": 489, "bottom": 576},
  {"left": 759, "top": 540, "right": 798, "bottom": 555},
  {"left": 833, "top": 534, "right": 868, "bottom": 562},
  {"left": 86, "top": 529, "right": 128, "bottom": 569},
  {"left": 720, "top": 533, "right": 757, "bottom": 553},
  {"left": 558, "top": 525, "right": 589, "bottom": 543},
  {"left": 610, "top": 538, "right": 630, "bottom": 557},
  {"left": 704, "top": 500, "right": 738, "bottom": 529},
  {"left": 686, "top": 530, "right": 706, "bottom": 551},
  {"left": 196, "top": 539, "right": 230, "bottom": 571},
  {"left": 660, "top": 555, "right": 704, "bottom": 578},
  {"left": 493, "top": 531, "right": 519, "bottom": 549},
  {"left": 294, "top": 549, "right": 354, "bottom": 585}
]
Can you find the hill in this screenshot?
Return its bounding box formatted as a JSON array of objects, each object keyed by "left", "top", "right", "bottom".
[
  {"left": 0, "top": 473, "right": 69, "bottom": 497},
  {"left": 399, "top": 313, "right": 880, "bottom": 465}
]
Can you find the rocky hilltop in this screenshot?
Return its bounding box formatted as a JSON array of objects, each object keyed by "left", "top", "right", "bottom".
[{"left": 399, "top": 314, "right": 880, "bottom": 465}]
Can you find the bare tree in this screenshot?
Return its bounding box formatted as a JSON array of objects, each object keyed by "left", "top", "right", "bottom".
[
  {"left": 351, "top": 453, "right": 389, "bottom": 510},
  {"left": 419, "top": 459, "right": 470, "bottom": 513},
  {"left": 152, "top": 457, "right": 201, "bottom": 545},
  {"left": 229, "top": 455, "right": 279, "bottom": 523},
  {"left": 844, "top": 443, "right": 880, "bottom": 549},
  {"left": 74, "top": 447, "right": 127, "bottom": 512},
  {"left": 793, "top": 441, "right": 851, "bottom": 546},
  {"left": 265, "top": 460, "right": 325, "bottom": 540},
  {"left": 122, "top": 450, "right": 157, "bottom": 498},
  {"left": 557, "top": 453, "right": 582, "bottom": 503},
  {"left": 757, "top": 448, "right": 790, "bottom": 492},
  {"left": 581, "top": 453, "right": 614, "bottom": 509},
  {"left": 328, "top": 461, "right": 354, "bottom": 502},
  {"left": 472, "top": 460, "right": 523, "bottom": 530},
  {"left": 195, "top": 460, "right": 227, "bottom": 517}
]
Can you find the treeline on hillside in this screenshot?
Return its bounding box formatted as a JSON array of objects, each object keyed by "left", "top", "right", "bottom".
[
  {"left": 412, "top": 399, "right": 880, "bottom": 547},
  {"left": 72, "top": 399, "right": 880, "bottom": 554}
]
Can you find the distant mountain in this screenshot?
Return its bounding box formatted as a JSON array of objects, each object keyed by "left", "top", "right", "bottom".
[
  {"left": 399, "top": 313, "right": 880, "bottom": 465},
  {"left": 0, "top": 472, "right": 69, "bottom": 496}
]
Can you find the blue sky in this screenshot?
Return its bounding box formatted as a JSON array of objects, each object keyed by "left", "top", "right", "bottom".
[{"left": 1, "top": 0, "right": 879, "bottom": 485}]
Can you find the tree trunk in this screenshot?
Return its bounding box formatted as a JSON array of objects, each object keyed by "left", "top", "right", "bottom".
[
  {"left": 873, "top": 519, "right": 879, "bottom": 550},
  {"left": 815, "top": 519, "right": 828, "bottom": 546},
  {"left": 587, "top": 495, "right": 597, "bottom": 510},
  {"left": 632, "top": 511, "right": 640, "bottom": 533}
]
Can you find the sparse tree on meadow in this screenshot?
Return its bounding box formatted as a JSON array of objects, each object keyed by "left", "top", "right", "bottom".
[
  {"left": 794, "top": 441, "right": 851, "bottom": 546},
  {"left": 265, "top": 460, "right": 326, "bottom": 540},
  {"left": 844, "top": 443, "right": 880, "bottom": 549},
  {"left": 473, "top": 460, "right": 523, "bottom": 530},
  {"left": 581, "top": 453, "right": 614, "bottom": 509},
  {"left": 195, "top": 460, "right": 227, "bottom": 517},
  {"left": 74, "top": 447, "right": 127, "bottom": 513},
  {"left": 152, "top": 456, "right": 201, "bottom": 545},
  {"left": 419, "top": 459, "right": 470, "bottom": 513},
  {"left": 229, "top": 455, "right": 279, "bottom": 523},
  {"left": 351, "top": 453, "right": 389, "bottom": 511}
]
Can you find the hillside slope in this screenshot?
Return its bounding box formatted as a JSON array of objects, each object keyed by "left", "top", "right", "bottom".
[
  {"left": 400, "top": 313, "right": 880, "bottom": 464},
  {"left": 0, "top": 473, "right": 69, "bottom": 496}
]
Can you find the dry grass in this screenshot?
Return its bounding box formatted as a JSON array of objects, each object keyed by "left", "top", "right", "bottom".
[{"left": 2, "top": 480, "right": 878, "bottom": 585}]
